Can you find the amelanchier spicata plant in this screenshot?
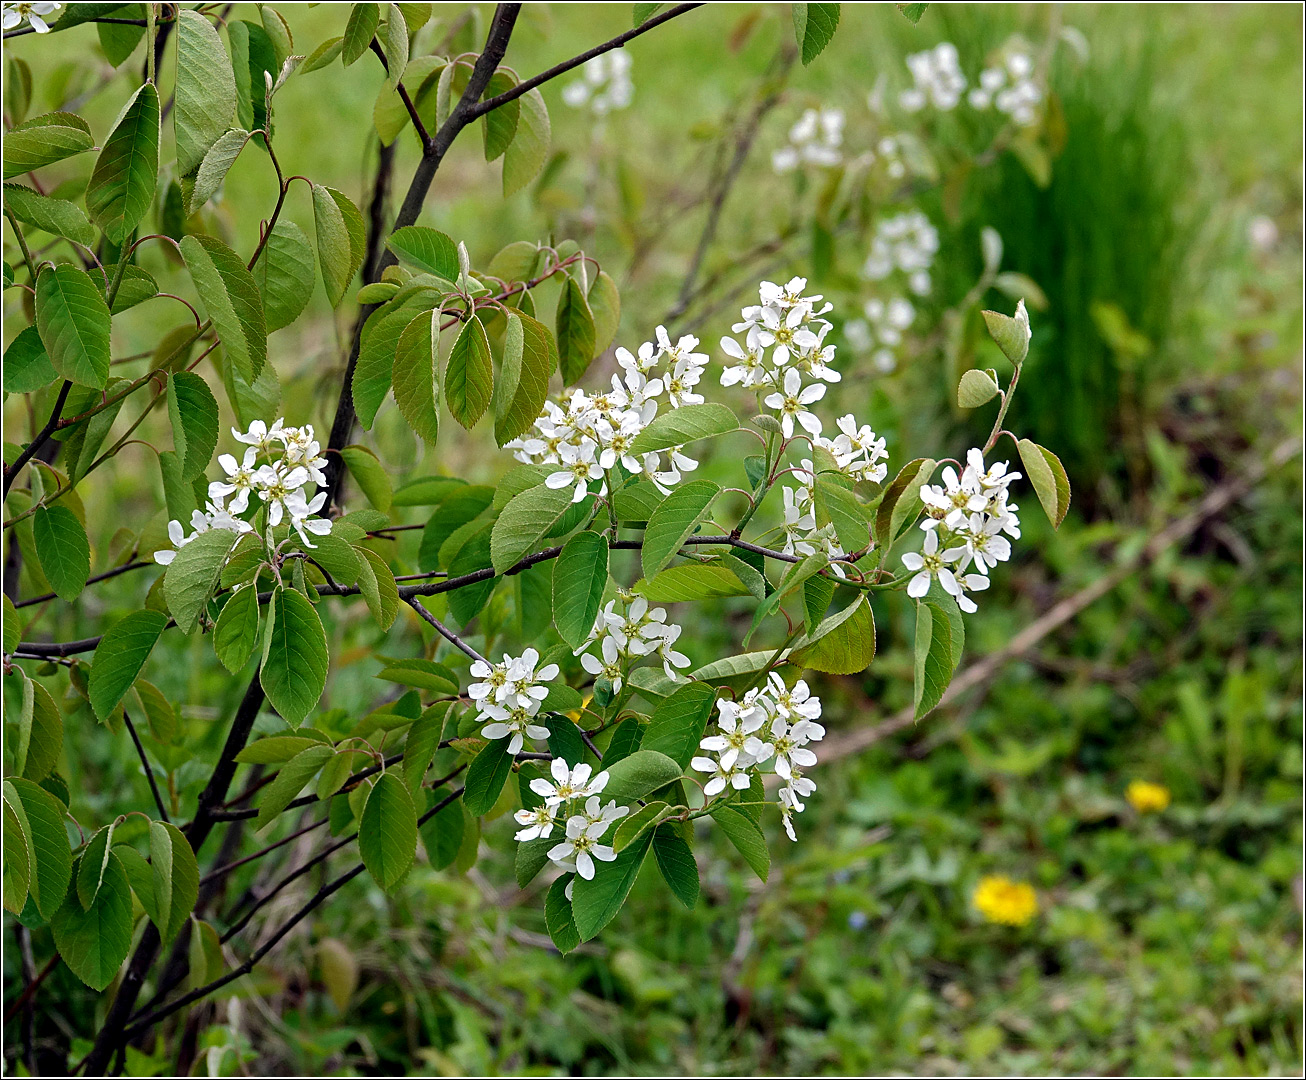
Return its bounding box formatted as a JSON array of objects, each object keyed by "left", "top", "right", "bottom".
[{"left": 1, "top": 3, "right": 1070, "bottom": 1073}]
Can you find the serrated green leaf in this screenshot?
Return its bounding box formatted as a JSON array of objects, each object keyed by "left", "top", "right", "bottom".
[
  {"left": 386, "top": 225, "right": 458, "bottom": 279},
  {"left": 790, "top": 594, "right": 875, "bottom": 675},
  {"left": 544, "top": 873, "right": 581, "bottom": 952},
  {"left": 260, "top": 587, "right": 329, "bottom": 726},
  {"left": 480, "top": 70, "right": 520, "bottom": 161},
  {"left": 588, "top": 270, "right": 621, "bottom": 355},
  {"left": 359, "top": 772, "right": 417, "bottom": 892},
  {"left": 493, "top": 312, "right": 554, "bottom": 445},
  {"left": 462, "top": 737, "right": 512, "bottom": 816},
  {"left": 15, "top": 674, "right": 61, "bottom": 783},
  {"left": 163, "top": 527, "right": 237, "bottom": 634},
  {"left": 186, "top": 126, "right": 250, "bottom": 215},
  {"left": 180, "top": 233, "right": 267, "bottom": 383},
  {"left": 32, "top": 505, "right": 89, "bottom": 602},
  {"left": 572, "top": 831, "right": 651, "bottom": 940},
  {"left": 339, "top": 444, "right": 393, "bottom": 512},
  {"left": 88, "top": 609, "right": 168, "bottom": 721},
  {"left": 4, "top": 778, "right": 71, "bottom": 919},
  {"left": 792, "top": 2, "right": 841, "bottom": 65},
  {"left": 874, "top": 457, "right": 936, "bottom": 549},
  {"left": 381, "top": 3, "right": 408, "bottom": 86},
  {"left": 555, "top": 275, "right": 596, "bottom": 385},
  {"left": 167, "top": 371, "right": 219, "bottom": 481},
  {"left": 342, "top": 2, "right": 380, "bottom": 65},
  {"left": 86, "top": 82, "right": 159, "bottom": 244},
  {"left": 2, "top": 111, "right": 94, "bottom": 179},
  {"left": 601, "top": 749, "right": 684, "bottom": 802},
  {"left": 641, "top": 479, "right": 719, "bottom": 579},
  {"left": 958, "top": 367, "right": 1001, "bottom": 408},
  {"left": 255, "top": 743, "right": 333, "bottom": 830},
  {"left": 444, "top": 313, "right": 493, "bottom": 429},
  {"left": 628, "top": 402, "right": 738, "bottom": 456},
  {"left": 419, "top": 785, "right": 464, "bottom": 871},
  {"left": 76, "top": 823, "right": 114, "bottom": 909},
  {"left": 3, "top": 794, "right": 31, "bottom": 914},
  {"left": 641, "top": 681, "right": 717, "bottom": 769},
  {"left": 502, "top": 87, "right": 549, "bottom": 197},
  {"left": 3, "top": 183, "right": 94, "bottom": 246},
  {"left": 490, "top": 481, "right": 577, "bottom": 575},
  {"left": 175, "top": 9, "right": 237, "bottom": 175},
  {"left": 354, "top": 290, "right": 439, "bottom": 428},
  {"left": 51, "top": 851, "right": 132, "bottom": 990},
  {"left": 212, "top": 585, "right": 259, "bottom": 673},
  {"left": 635, "top": 562, "right": 751, "bottom": 603},
  {"left": 35, "top": 263, "right": 111, "bottom": 389},
  {"left": 2, "top": 325, "right": 58, "bottom": 394},
  {"left": 652, "top": 824, "right": 698, "bottom": 907},
  {"left": 612, "top": 800, "right": 670, "bottom": 852},
  {"left": 252, "top": 220, "right": 315, "bottom": 332},
  {"left": 393, "top": 309, "right": 440, "bottom": 446},
  {"left": 552, "top": 531, "right": 607, "bottom": 650},
  {"left": 1017, "top": 438, "right": 1071, "bottom": 528},
  {"left": 312, "top": 183, "right": 366, "bottom": 307},
  {"left": 710, "top": 802, "right": 769, "bottom": 880},
  {"left": 913, "top": 600, "right": 954, "bottom": 719},
  {"left": 150, "top": 821, "right": 198, "bottom": 944}
]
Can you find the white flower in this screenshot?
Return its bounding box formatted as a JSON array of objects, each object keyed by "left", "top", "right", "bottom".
[
  {"left": 899, "top": 42, "right": 967, "bottom": 112},
  {"left": 547, "top": 814, "right": 619, "bottom": 880},
  {"left": 208, "top": 447, "right": 260, "bottom": 514},
  {"left": 530, "top": 758, "right": 607, "bottom": 806},
  {"left": 579, "top": 635, "right": 624, "bottom": 693},
  {"left": 503, "top": 647, "right": 560, "bottom": 708},
  {"left": 2, "top": 2, "right": 60, "bottom": 33},
  {"left": 921, "top": 463, "right": 988, "bottom": 531},
  {"left": 773, "top": 106, "right": 843, "bottom": 173},
  {"left": 545, "top": 438, "right": 602, "bottom": 503},
  {"left": 253, "top": 462, "right": 309, "bottom": 527},
  {"left": 953, "top": 570, "right": 991, "bottom": 614},
  {"left": 902, "top": 527, "right": 966, "bottom": 599},
  {"left": 232, "top": 418, "right": 285, "bottom": 455},
  {"left": 699, "top": 698, "right": 772, "bottom": 771},
  {"left": 513, "top": 802, "right": 557, "bottom": 842},
  {"left": 957, "top": 511, "right": 1013, "bottom": 574},
  {"left": 478, "top": 702, "right": 549, "bottom": 756},
  {"left": 763, "top": 368, "right": 825, "bottom": 438},
  {"left": 690, "top": 754, "right": 753, "bottom": 799},
  {"left": 285, "top": 488, "right": 332, "bottom": 548},
  {"left": 468, "top": 658, "right": 508, "bottom": 704}
]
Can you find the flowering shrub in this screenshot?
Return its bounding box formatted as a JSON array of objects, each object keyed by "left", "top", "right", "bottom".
[{"left": 0, "top": 3, "right": 1073, "bottom": 1072}]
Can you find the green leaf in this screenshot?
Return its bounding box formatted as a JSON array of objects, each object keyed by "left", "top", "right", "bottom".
[
  {"left": 359, "top": 772, "right": 417, "bottom": 892},
  {"left": 255, "top": 743, "right": 333, "bottom": 830},
  {"left": 3, "top": 325, "right": 58, "bottom": 394},
  {"left": 913, "top": 600, "right": 954, "bottom": 719},
  {"left": 587, "top": 270, "right": 621, "bottom": 355},
  {"left": 3, "top": 183, "right": 94, "bottom": 246},
  {"left": 636, "top": 562, "right": 750, "bottom": 603},
  {"left": 260, "top": 587, "right": 329, "bottom": 726},
  {"left": 462, "top": 737, "right": 512, "bottom": 816},
  {"left": 186, "top": 126, "right": 250, "bottom": 215},
  {"left": 376, "top": 657, "right": 458, "bottom": 694},
  {"left": 35, "top": 263, "right": 111, "bottom": 389},
  {"left": 652, "top": 824, "right": 698, "bottom": 908},
  {"left": 312, "top": 183, "right": 366, "bottom": 307},
  {"left": 898, "top": 2, "right": 929, "bottom": 24},
  {"left": 445, "top": 524, "right": 495, "bottom": 625},
  {"left": 601, "top": 749, "right": 684, "bottom": 802},
  {"left": 544, "top": 874, "right": 581, "bottom": 953},
  {"left": 354, "top": 546, "right": 399, "bottom": 630},
  {"left": 212, "top": 585, "right": 259, "bottom": 673},
  {"left": 874, "top": 457, "right": 936, "bottom": 548},
  {"left": 51, "top": 852, "right": 132, "bottom": 990},
  {"left": 710, "top": 803, "right": 769, "bottom": 881},
  {"left": 790, "top": 595, "right": 875, "bottom": 675},
  {"left": 2, "top": 111, "right": 94, "bottom": 179},
  {"left": 32, "top": 505, "right": 89, "bottom": 602},
  {"left": 77, "top": 823, "right": 115, "bottom": 909},
  {"left": 690, "top": 651, "right": 780, "bottom": 686},
  {"left": 551, "top": 531, "right": 607, "bottom": 650},
  {"left": 174, "top": 9, "right": 237, "bottom": 175},
  {"left": 418, "top": 484, "right": 493, "bottom": 569},
  {"left": 982, "top": 304, "right": 1031, "bottom": 364},
  {"left": 612, "top": 800, "right": 670, "bottom": 852},
  {"left": 88, "top": 609, "right": 168, "bottom": 721},
  {"left": 252, "top": 220, "right": 316, "bottom": 332},
  {"left": 420, "top": 785, "right": 465, "bottom": 871},
  {"left": 86, "top": 82, "right": 160, "bottom": 245},
  {"left": 402, "top": 706, "right": 445, "bottom": 796},
  {"left": 801, "top": 573, "right": 835, "bottom": 636},
  {"left": 301, "top": 35, "right": 344, "bottom": 74},
  {"left": 354, "top": 291, "right": 439, "bottom": 428},
  {"left": 393, "top": 309, "right": 440, "bottom": 446},
  {"left": 486, "top": 240, "right": 542, "bottom": 282},
  {"left": 628, "top": 402, "right": 738, "bottom": 456},
  {"left": 342, "top": 2, "right": 380, "bottom": 66},
  {"left": 340, "top": 444, "right": 393, "bottom": 512},
  {"left": 515, "top": 835, "right": 553, "bottom": 888},
  {"left": 385, "top": 225, "right": 458, "bottom": 280},
  {"left": 235, "top": 735, "right": 331, "bottom": 765},
  {"left": 480, "top": 70, "right": 520, "bottom": 162},
  {"left": 792, "top": 2, "right": 841, "bottom": 65},
  {"left": 167, "top": 371, "right": 219, "bottom": 481},
  {"left": 957, "top": 367, "right": 1000, "bottom": 408},
  {"left": 641, "top": 479, "right": 719, "bottom": 579},
  {"left": 555, "top": 275, "right": 596, "bottom": 385},
  {"left": 491, "top": 481, "right": 576, "bottom": 575},
  {"left": 150, "top": 821, "right": 198, "bottom": 944},
  {"left": 493, "top": 312, "right": 554, "bottom": 445},
  {"left": 502, "top": 87, "right": 550, "bottom": 197},
  {"left": 4, "top": 778, "right": 71, "bottom": 919},
  {"left": 925, "top": 580, "right": 965, "bottom": 672},
  {"left": 97, "top": 5, "right": 145, "bottom": 66},
  {"left": 14, "top": 674, "right": 62, "bottom": 782},
  {"left": 163, "top": 527, "right": 237, "bottom": 634},
  {"left": 132, "top": 680, "right": 176, "bottom": 744},
  {"left": 3, "top": 794, "right": 31, "bottom": 914},
  {"left": 381, "top": 3, "right": 409, "bottom": 86},
  {"left": 109, "top": 264, "right": 159, "bottom": 313},
  {"left": 444, "top": 313, "right": 493, "bottom": 429},
  {"left": 814, "top": 479, "right": 871, "bottom": 553},
  {"left": 633, "top": 4, "right": 665, "bottom": 28},
  {"left": 180, "top": 233, "right": 268, "bottom": 383},
  {"left": 1017, "top": 438, "right": 1071, "bottom": 528},
  {"left": 641, "top": 682, "right": 717, "bottom": 769},
  {"left": 572, "top": 831, "right": 651, "bottom": 940}
]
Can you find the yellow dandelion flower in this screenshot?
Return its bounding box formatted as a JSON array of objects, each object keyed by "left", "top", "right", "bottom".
[
  {"left": 1126, "top": 779, "right": 1171, "bottom": 813},
  {"left": 972, "top": 875, "right": 1039, "bottom": 926}
]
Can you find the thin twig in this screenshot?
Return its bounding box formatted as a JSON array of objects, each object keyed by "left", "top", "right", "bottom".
[
  {"left": 123, "top": 711, "right": 169, "bottom": 823},
  {"left": 3, "top": 380, "right": 71, "bottom": 498},
  {"left": 406, "top": 597, "right": 488, "bottom": 663},
  {"left": 13, "top": 560, "right": 151, "bottom": 609}
]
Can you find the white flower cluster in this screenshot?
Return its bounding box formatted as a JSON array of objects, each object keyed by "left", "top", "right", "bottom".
[
  {"left": 2, "top": 2, "right": 60, "bottom": 34},
  {"left": 513, "top": 759, "right": 631, "bottom": 882},
  {"left": 506, "top": 326, "right": 709, "bottom": 499},
  {"left": 903, "top": 447, "right": 1022, "bottom": 613},
  {"left": 842, "top": 295, "right": 916, "bottom": 373},
  {"left": 969, "top": 48, "right": 1042, "bottom": 126},
  {"left": 561, "top": 51, "right": 633, "bottom": 115},
  {"left": 870, "top": 134, "right": 908, "bottom": 181},
  {"left": 153, "top": 419, "right": 332, "bottom": 565},
  {"left": 862, "top": 210, "right": 940, "bottom": 297},
  {"left": 579, "top": 592, "right": 691, "bottom": 691},
  {"left": 691, "top": 673, "right": 826, "bottom": 841},
  {"left": 720, "top": 278, "right": 888, "bottom": 570},
  {"left": 772, "top": 107, "right": 845, "bottom": 173},
  {"left": 471, "top": 647, "right": 561, "bottom": 755},
  {"left": 899, "top": 42, "right": 968, "bottom": 112}
]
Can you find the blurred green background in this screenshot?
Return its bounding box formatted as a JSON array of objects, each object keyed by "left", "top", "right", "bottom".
[{"left": 3, "top": 3, "right": 1302, "bottom": 1075}]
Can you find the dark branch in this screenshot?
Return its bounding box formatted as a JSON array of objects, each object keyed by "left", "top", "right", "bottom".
[
  {"left": 406, "top": 597, "right": 489, "bottom": 663},
  {"left": 123, "top": 711, "right": 169, "bottom": 823},
  {"left": 13, "top": 559, "right": 151, "bottom": 610},
  {"left": 3, "top": 380, "right": 71, "bottom": 498}
]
